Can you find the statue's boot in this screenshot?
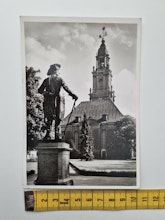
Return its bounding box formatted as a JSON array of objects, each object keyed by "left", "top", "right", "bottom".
[
  {"left": 55, "top": 131, "right": 62, "bottom": 142},
  {"left": 44, "top": 130, "right": 51, "bottom": 141}
]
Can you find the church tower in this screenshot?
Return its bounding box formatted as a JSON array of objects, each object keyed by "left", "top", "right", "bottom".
[{"left": 89, "top": 27, "right": 115, "bottom": 102}]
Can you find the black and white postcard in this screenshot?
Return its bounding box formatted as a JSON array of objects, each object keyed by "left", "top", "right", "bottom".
[{"left": 21, "top": 17, "right": 141, "bottom": 189}]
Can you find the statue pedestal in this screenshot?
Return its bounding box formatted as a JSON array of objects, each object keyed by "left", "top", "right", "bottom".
[{"left": 35, "top": 142, "right": 73, "bottom": 185}]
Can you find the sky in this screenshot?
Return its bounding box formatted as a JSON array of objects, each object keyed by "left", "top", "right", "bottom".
[{"left": 24, "top": 20, "right": 139, "bottom": 117}]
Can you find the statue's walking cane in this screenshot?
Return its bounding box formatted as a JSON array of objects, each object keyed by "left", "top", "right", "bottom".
[{"left": 62, "top": 99, "right": 77, "bottom": 140}]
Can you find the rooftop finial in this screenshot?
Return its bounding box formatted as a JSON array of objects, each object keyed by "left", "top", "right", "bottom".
[{"left": 99, "top": 27, "right": 107, "bottom": 41}]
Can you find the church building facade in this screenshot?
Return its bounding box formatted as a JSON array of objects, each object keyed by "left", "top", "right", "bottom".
[{"left": 61, "top": 29, "right": 135, "bottom": 160}]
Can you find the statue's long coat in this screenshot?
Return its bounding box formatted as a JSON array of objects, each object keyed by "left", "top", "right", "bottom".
[{"left": 38, "top": 75, "right": 74, "bottom": 122}]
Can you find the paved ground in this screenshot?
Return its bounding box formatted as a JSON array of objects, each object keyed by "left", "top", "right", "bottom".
[
  {"left": 27, "top": 173, "right": 136, "bottom": 186},
  {"left": 27, "top": 159, "right": 136, "bottom": 186},
  {"left": 71, "top": 175, "right": 136, "bottom": 186}
]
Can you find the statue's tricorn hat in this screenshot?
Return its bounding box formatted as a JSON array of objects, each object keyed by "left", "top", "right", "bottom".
[{"left": 47, "top": 64, "right": 61, "bottom": 75}]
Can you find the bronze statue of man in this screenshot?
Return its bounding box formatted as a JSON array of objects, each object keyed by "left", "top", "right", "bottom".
[{"left": 38, "top": 64, "right": 78, "bottom": 141}]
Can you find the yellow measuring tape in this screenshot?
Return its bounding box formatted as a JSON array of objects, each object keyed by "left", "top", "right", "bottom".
[{"left": 25, "top": 189, "right": 165, "bottom": 211}]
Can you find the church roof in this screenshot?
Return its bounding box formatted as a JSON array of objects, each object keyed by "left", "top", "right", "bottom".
[{"left": 61, "top": 99, "right": 123, "bottom": 126}]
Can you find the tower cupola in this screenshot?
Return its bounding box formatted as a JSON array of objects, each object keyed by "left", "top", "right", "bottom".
[{"left": 96, "top": 38, "right": 110, "bottom": 70}]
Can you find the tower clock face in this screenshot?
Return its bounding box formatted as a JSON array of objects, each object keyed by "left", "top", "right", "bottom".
[
  {"left": 98, "top": 75, "right": 103, "bottom": 90},
  {"left": 98, "top": 76, "right": 103, "bottom": 82}
]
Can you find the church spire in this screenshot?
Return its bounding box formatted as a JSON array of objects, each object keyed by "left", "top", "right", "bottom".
[
  {"left": 89, "top": 27, "right": 115, "bottom": 102},
  {"left": 96, "top": 27, "right": 110, "bottom": 70}
]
